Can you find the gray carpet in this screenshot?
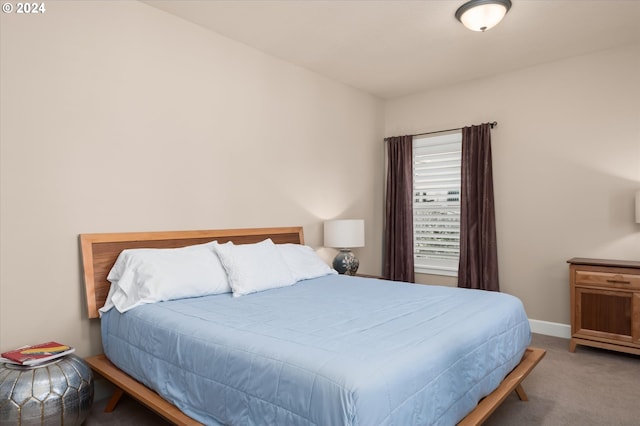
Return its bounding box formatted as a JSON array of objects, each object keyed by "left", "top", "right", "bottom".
[{"left": 85, "top": 334, "right": 640, "bottom": 425}]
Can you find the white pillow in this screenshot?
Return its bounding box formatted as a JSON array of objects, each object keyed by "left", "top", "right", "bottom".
[
  {"left": 212, "top": 239, "right": 297, "bottom": 297},
  {"left": 277, "top": 243, "right": 336, "bottom": 281},
  {"left": 101, "top": 242, "right": 230, "bottom": 314}
]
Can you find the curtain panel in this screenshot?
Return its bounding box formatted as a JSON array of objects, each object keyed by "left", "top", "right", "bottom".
[
  {"left": 383, "top": 135, "right": 415, "bottom": 283},
  {"left": 458, "top": 123, "right": 500, "bottom": 291}
]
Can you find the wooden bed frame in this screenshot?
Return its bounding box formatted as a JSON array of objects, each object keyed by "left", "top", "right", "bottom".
[{"left": 79, "top": 226, "right": 545, "bottom": 426}]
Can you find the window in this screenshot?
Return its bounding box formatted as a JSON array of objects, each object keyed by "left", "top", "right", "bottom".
[{"left": 412, "top": 132, "right": 461, "bottom": 276}]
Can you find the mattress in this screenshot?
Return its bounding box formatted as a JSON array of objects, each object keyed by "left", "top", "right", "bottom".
[{"left": 101, "top": 275, "right": 531, "bottom": 425}]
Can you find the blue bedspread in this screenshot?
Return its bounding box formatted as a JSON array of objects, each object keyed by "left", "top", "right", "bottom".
[{"left": 101, "top": 275, "right": 531, "bottom": 425}]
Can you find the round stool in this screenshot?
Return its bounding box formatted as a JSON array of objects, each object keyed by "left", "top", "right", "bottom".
[{"left": 0, "top": 355, "right": 94, "bottom": 425}]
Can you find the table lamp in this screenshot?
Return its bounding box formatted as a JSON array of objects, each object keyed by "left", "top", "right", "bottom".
[{"left": 324, "top": 219, "right": 365, "bottom": 275}]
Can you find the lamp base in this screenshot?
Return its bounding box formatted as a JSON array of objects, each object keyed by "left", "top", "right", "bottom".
[{"left": 333, "top": 249, "right": 359, "bottom": 275}]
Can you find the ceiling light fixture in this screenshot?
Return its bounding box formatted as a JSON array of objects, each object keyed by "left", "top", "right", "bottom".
[{"left": 455, "top": 0, "right": 512, "bottom": 32}]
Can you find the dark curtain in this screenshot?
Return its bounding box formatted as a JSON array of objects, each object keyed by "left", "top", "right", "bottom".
[
  {"left": 458, "top": 123, "right": 499, "bottom": 291},
  {"left": 383, "top": 135, "right": 415, "bottom": 283}
]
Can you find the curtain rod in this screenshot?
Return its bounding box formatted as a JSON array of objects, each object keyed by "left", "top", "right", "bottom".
[{"left": 411, "top": 121, "right": 497, "bottom": 138}]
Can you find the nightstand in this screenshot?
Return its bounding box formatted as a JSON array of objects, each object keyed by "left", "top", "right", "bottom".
[
  {"left": 356, "top": 273, "right": 385, "bottom": 279},
  {"left": 0, "top": 355, "right": 94, "bottom": 425},
  {"left": 567, "top": 257, "right": 640, "bottom": 355}
]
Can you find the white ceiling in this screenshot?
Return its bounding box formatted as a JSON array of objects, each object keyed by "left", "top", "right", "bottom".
[{"left": 144, "top": 1, "right": 640, "bottom": 99}]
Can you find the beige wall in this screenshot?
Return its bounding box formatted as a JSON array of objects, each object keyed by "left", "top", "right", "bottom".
[
  {"left": 2, "top": 2, "right": 638, "bottom": 358},
  {"left": 0, "top": 2, "right": 384, "bottom": 355},
  {"left": 386, "top": 43, "right": 640, "bottom": 325}
]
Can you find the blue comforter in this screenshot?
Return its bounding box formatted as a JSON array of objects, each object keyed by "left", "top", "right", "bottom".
[{"left": 101, "top": 275, "right": 531, "bottom": 425}]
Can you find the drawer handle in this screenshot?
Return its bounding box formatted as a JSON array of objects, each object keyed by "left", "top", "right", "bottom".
[{"left": 606, "top": 279, "right": 631, "bottom": 284}]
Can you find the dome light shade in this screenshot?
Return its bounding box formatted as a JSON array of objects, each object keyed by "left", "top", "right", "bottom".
[{"left": 455, "top": 0, "right": 512, "bottom": 32}]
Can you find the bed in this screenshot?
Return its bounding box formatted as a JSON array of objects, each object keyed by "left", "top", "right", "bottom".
[{"left": 80, "top": 226, "right": 544, "bottom": 425}]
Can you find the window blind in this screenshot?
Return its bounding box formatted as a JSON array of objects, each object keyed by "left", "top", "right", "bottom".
[{"left": 413, "top": 132, "right": 461, "bottom": 275}]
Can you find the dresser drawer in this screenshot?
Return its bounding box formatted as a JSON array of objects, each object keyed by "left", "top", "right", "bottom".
[{"left": 575, "top": 270, "right": 640, "bottom": 290}]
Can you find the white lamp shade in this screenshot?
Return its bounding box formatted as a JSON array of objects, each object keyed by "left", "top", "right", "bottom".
[
  {"left": 456, "top": 0, "right": 511, "bottom": 32},
  {"left": 324, "top": 219, "right": 365, "bottom": 248},
  {"left": 636, "top": 191, "right": 640, "bottom": 224}
]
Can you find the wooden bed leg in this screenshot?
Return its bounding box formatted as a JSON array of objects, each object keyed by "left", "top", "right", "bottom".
[
  {"left": 514, "top": 384, "right": 528, "bottom": 401},
  {"left": 104, "top": 388, "right": 125, "bottom": 413}
]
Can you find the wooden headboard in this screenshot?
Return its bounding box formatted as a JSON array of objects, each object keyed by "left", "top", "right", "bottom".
[{"left": 79, "top": 227, "right": 304, "bottom": 319}]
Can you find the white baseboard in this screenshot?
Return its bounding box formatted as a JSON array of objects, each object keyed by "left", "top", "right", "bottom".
[{"left": 529, "top": 319, "right": 571, "bottom": 339}]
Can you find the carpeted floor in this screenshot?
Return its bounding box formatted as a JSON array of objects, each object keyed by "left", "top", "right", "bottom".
[
  {"left": 485, "top": 334, "right": 640, "bottom": 425},
  {"left": 85, "top": 333, "right": 640, "bottom": 425}
]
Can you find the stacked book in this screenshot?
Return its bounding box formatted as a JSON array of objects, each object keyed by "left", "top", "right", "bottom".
[{"left": 1, "top": 341, "right": 75, "bottom": 366}]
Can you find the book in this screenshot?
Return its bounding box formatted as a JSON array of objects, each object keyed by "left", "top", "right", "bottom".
[{"left": 1, "top": 341, "right": 75, "bottom": 366}]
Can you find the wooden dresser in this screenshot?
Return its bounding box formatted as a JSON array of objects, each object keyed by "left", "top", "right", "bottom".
[{"left": 567, "top": 258, "right": 640, "bottom": 355}]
